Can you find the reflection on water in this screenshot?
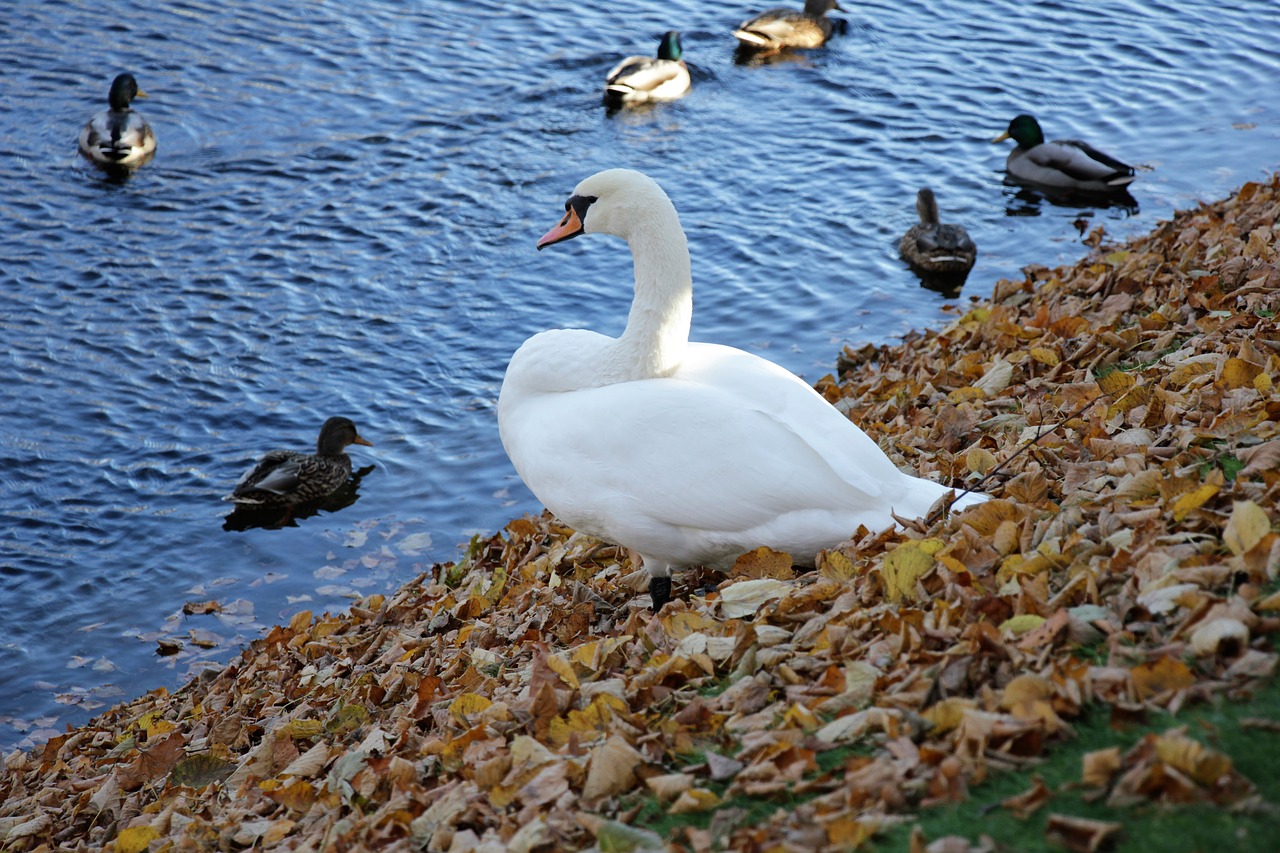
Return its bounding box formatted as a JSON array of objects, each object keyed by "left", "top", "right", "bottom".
[
  {"left": 1003, "top": 182, "right": 1141, "bottom": 217},
  {"left": 0, "top": 0, "right": 1276, "bottom": 748}
]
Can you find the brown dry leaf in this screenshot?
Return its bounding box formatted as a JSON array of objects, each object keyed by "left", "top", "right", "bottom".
[
  {"left": 1238, "top": 439, "right": 1280, "bottom": 476},
  {"left": 169, "top": 753, "right": 235, "bottom": 789},
  {"left": 582, "top": 734, "right": 643, "bottom": 800},
  {"left": 645, "top": 772, "right": 694, "bottom": 802},
  {"left": 1081, "top": 747, "right": 1122, "bottom": 787},
  {"left": 1000, "top": 775, "right": 1051, "bottom": 818},
  {"left": 1131, "top": 656, "right": 1196, "bottom": 701},
  {"left": 730, "top": 546, "right": 795, "bottom": 579},
  {"left": 118, "top": 731, "right": 186, "bottom": 790},
  {"left": 1045, "top": 814, "right": 1122, "bottom": 853},
  {"left": 182, "top": 600, "right": 222, "bottom": 615}
]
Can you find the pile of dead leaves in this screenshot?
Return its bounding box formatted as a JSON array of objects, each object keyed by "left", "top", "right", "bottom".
[{"left": 3, "top": 176, "right": 1280, "bottom": 852}]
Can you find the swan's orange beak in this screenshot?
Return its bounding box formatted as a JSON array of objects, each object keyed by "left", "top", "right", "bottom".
[{"left": 537, "top": 206, "right": 585, "bottom": 250}]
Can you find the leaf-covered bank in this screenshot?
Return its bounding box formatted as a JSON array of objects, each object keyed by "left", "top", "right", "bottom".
[{"left": 3, "top": 176, "right": 1279, "bottom": 852}]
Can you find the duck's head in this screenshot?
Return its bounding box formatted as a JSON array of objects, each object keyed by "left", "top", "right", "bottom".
[
  {"left": 993, "top": 114, "right": 1044, "bottom": 148},
  {"left": 657, "top": 31, "right": 684, "bottom": 61},
  {"left": 317, "top": 416, "right": 374, "bottom": 455},
  {"left": 805, "top": 0, "right": 846, "bottom": 16},
  {"left": 537, "top": 169, "right": 675, "bottom": 249},
  {"left": 107, "top": 73, "right": 147, "bottom": 111}
]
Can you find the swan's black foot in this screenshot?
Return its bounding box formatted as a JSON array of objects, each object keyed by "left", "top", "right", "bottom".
[{"left": 649, "top": 576, "right": 672, "bottom": 613}]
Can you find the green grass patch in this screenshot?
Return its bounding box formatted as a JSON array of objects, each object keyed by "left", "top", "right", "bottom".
[{"left": 872, "top": 676, "right": 1280, "bottom": 852}]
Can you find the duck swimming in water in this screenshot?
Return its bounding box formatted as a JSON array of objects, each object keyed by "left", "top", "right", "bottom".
[
  {"left": 498, "top": 169, "right": 986, "bottom": 612},
  {"left": 993, "top": 113, "right": 1136, "bottom": 194},
  {"left": 79, "top": 73, "right": 156, "bottom": 169},
  {"left": 604, "top": 31, "right": 692, "bottom": 108},
  {"left": 224, "top": 417, "right": 373, "bottom": 510},
  {"left": 733, "top": 0, "right": 846, "bottom": 52},
  {"left": 899, "top": 187, "right": 977, "bottom": 279}
]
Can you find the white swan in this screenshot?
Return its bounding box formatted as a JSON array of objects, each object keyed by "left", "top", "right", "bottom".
[{"left": 498, "top": 169, "right": 986, "bottom": 611}]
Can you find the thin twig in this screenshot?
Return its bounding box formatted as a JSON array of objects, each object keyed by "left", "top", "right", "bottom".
[{"left": 927, "top": 391, "right": 1107, "bottom": 525}]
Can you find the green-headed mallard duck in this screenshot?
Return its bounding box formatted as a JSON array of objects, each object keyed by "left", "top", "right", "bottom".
[
  {"left": 899, "top": 188, "right": 977, "bottom": 277},
  {"left": 224, "top": 417, "right": 373, "bottom": 508},
  {"left": 79, "top": 73, "right": 157, "bottom": 168},
  {"left": 733, "top": 0, "right": 845, "bottom": 51},
  {"left": 993, "top": 114, "right": 1135, "bottom": 193},
  {"left": 604, "top": 31, "right": 692, "bottom": 108}
]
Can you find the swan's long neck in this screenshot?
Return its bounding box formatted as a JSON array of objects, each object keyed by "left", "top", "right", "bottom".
[{"left": 611, "top": 205, "right": 692, "bottom": 379}]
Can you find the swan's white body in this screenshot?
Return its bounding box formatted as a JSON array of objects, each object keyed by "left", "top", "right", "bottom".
[{"left": 498, "top": 170, "right": 984, "bottom": 604}]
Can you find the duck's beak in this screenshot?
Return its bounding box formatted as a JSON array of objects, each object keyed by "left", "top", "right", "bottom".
[
  {"left": 353, "top": 436, "right": 374, "bottom": 447},
  {"left": 136, "top": 88, "right": 149, "bottom": 99},
  {"left": 537, "top": 205, "right": 585, "bottom": 250},
  {"left": 991, "top": 130, "right": 1010, "bottom": 143}
]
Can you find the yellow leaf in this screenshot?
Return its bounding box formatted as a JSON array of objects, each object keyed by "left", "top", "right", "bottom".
[
  {"left": 1155, "top": 731, "right": 1233, "bottom": 786},
  {"left": 282, "top": 719, "right": 325, "bottom": 740},
  {"left": 881, "top": 540, "right": 938, "bottom": 603},
  {"left": 1255, "top": 372, "right": 1273, "bottom": 393},
  {"left": 545, "top": 653, "right": 580, "bottom": 690},
  {"left": 1223, "top": 500, "right": 1272, "bottom": 556},
  {"left": 116, "top": 826, "right": 161, "bottom": 853},
  {"left": 1132, "top": 656, "right": 1196, "bottom": 701},
  {"left": 948, "top": 386, "right": 987, "bottom": 404},
  {"left": 1221, "top": 357, "right": 1262, "bottom": 390},
  {"left": 1029, "top": 346, "right": 1060, "bottom": 366},
  {"left": 668, "top": 788, "right": 721, "bottom": 814},
  {"left": 922, "top": 697, "right": 976, "bottom": 733},
  {"left": 1096, "top": 370, "right": 1135, "bottom": 397},
  {"left": 966, "top": 447, "right": 998, "bottom": 475},
  {"left": 999, "top": 614, "right": 1046, "bottom": 636},
  {"left": 1081, "top": 747, "right": 1122, "bottom": 787},
  {"left": 288, "top": 610, "right": 313, "bottom": 633},
  {"left": 448, "top": 693, "right": 493, "bottom": 722},
  {"left": 1171, "top": 483, "right": 1220, "bottom": 521},
  {"left": 819, "top": 549, "right": 858, "bottom": 582}
]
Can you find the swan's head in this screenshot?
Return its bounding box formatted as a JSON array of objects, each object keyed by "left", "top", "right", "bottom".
[{"left": 537, "top": 169, "right": 674, "bottom": 250}]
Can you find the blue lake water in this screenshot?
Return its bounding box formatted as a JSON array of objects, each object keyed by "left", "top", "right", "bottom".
[{"left": 1, "top": 0, "right": 1277, "bottom": 748}]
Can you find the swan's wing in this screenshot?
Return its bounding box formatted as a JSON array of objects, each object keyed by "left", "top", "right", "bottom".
[{"left": 503, "top": 343, "right": 906, "bottom": 538}]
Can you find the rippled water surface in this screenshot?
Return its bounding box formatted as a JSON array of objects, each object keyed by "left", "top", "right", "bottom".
[{"left": 1, "top": 0, "right": 1277, "bottom": 747}]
